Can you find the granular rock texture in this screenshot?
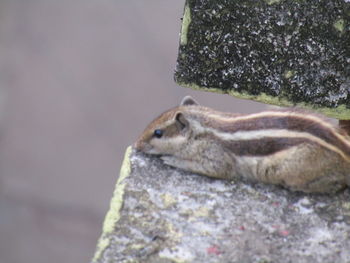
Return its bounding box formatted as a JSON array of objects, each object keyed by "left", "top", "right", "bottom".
[
  {"left": 92, "top": 147, "right": 350, "bottom": 263},
  {"left": 175, "top": 0, "right": 350, "bottom": 119}
]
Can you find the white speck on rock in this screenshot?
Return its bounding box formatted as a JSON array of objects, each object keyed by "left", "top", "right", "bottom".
[
  {"left": 131, "top": 154, "right": 147, "bottom": 167},
  {"left": 294, "top": 197, "right": 313, "bottom": 214},
  {"left": 159, "top": 247, "right": 195, "bottom": 262},
  {"left": 308, "top": 227, "right": 332, "bottom": 244}
]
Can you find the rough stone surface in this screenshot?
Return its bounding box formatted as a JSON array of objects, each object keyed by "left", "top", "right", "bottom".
[
  {"left": 175, "top": 0, "right": 350, "bottom": 119},
  {"left": 93, "top": 147, "right": 350, "bottom": 263}
]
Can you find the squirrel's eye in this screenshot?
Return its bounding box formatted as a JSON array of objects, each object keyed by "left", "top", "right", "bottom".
[{"left": 153, "top": 129, "right": 163, "bottom": 138}]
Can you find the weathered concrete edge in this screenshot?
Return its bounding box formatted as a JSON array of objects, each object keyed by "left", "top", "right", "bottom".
[
  {"left": 92, "top": 146, "right": 132, "bottom": 263},
  {"left": 178, "top": 81, "right": 350, "bottom": 120}
]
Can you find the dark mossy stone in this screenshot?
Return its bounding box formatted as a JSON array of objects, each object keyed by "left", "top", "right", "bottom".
[{"left": 175, "top": 0, "right": 350, "bottom": 119}]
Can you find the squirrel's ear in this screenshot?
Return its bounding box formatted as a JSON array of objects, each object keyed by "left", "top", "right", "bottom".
[
  {"left": 174, "top": 112, "right": 189, "bottom": 130},
  {"left": 180, "top": 96, "right": 199, "bottom": 106}
]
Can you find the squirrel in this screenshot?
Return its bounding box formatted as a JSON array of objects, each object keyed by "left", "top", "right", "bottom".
[{"left": 134, "top": 96, "right": 350, "bottom": 193}]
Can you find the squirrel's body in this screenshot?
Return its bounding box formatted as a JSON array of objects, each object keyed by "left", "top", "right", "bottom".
[{"left": 135, "top": 96, "right": 350, "bottom": 193}]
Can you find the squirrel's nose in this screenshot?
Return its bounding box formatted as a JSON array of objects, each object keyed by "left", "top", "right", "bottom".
[{"left": 133, "top": 140, "right": 143, "bottom": 151}]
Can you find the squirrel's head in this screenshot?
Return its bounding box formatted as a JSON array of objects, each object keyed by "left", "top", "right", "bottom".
[{"left": 134, "top": 96, "right": 199, "bottom": 155}]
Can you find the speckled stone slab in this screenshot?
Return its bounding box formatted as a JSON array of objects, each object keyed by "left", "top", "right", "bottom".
[
  {"left": 175, "top": 0, "right": 350, "bottom": 119},
  {"left": 92, "top": 147, "right": 350, "bottom": 263}
]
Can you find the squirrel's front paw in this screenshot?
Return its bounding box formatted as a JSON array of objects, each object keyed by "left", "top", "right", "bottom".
[{"left": 160, "top": 156, "right": 179, "bottom": 167}]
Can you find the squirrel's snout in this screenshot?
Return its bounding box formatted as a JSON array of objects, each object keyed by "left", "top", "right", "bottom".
[{"left": 133, "top": 140, "right": 143, "bottom": 152}]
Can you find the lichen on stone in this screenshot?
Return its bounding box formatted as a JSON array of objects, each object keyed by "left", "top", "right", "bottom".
[
  {"left": 180, "top": 4, "right": 192, "bottom": 45},
  {"left": 92, "top": 146, "right": 132, "bottom": 263}
]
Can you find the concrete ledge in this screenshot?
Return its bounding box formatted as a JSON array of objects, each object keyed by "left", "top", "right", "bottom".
[{"left": 92, "top": 147, "right": 350, "bottom": 263}]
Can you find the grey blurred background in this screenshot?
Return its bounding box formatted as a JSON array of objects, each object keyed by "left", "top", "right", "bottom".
[{"left": 0, "top": 1, "right": 265, "bottom": 263}]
